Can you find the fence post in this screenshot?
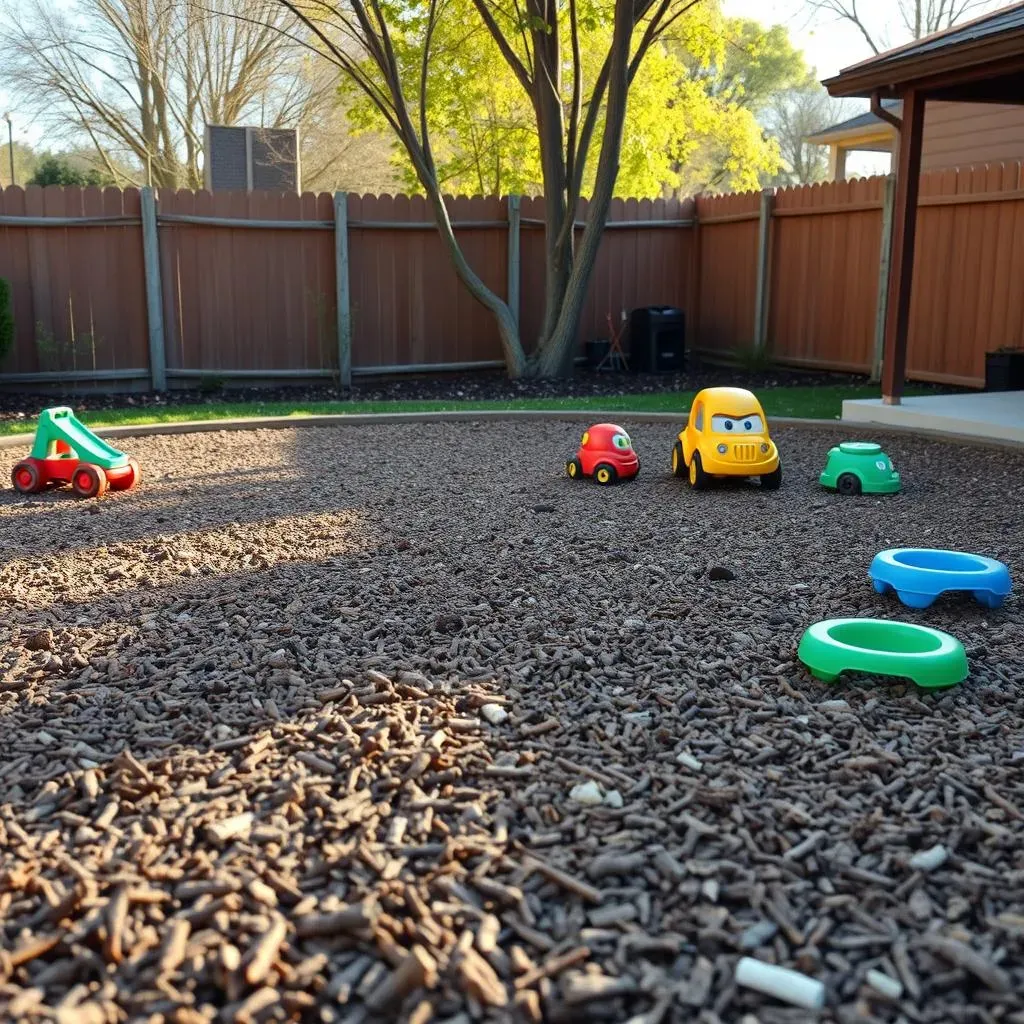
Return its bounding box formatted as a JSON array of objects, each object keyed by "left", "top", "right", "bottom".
[
  {"left": 140, "top": 186, "right": 167, "bottom": 391},
  {"left": 507, "top": 195, "right": 521, "bottom": 330},
  {"left": 752, "top": 188, "right": 775, "bottom": 351},
  {"left": 872, "top": 174, "right": 896, "bottom": 382},
  {"left": 334, "top": 191, "right": 352, "bottom": 389}
]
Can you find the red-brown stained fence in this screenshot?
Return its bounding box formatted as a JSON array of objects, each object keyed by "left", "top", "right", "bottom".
[
  {"left": 693, "top": 190, "right": 760, "bottom": 355},
  {"left": 693, "top": 163, "right": 1024, "bottom": 387},
  {"left": 0, "top": 185, "right": 149, "bottom": 376},
  {"left": 4, "top": 168, "right": 1024, "bottom": 388},
  {"left": 768, "top": 176, "right": 885, "bottom": 373},
  {"left": 348, "top": 194, "right": 507, "bottom": 369},
  {"left": 907, "top": 162, "right": 1024, "bottom": 384},
  {"left": 158, "top": 189, "right": 337, "bottom": 373}
]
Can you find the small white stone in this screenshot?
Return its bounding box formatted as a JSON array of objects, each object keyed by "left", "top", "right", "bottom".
[
  {"left": 909, "top": 844, "right": 948, "bottom": 872},
  {"left": 819, "top": 699, "right": 850, "bottom": 712},
  {"left": 570, "top": 781, "right": 604, "bottom": 805},
  {"left": 676, "top": 751, "right": 703, "bottom": 772},
  {"left": 604, "top": 789, "right": 624, "bottom": 809},
  {"left": 479, "top": 703, "right": 509, "bottom": 726},
  {"left": 735, "top": 957, "right": 825, "bottom": 1010},
  {"left": 865, "top": 969, "right": 903, "bottom": 1000}
]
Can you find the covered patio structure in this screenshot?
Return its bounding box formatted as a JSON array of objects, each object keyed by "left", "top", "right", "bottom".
[{"left": 823, "top": 3, "right": 1024, "bottom": 441}]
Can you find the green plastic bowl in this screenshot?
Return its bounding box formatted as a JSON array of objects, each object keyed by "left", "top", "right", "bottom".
[
  {"left": 820, "top": 441, "right": 901, "bottom": 495},
  {"left": 797, "top": 617, "right": 968, "bottom": 689}
]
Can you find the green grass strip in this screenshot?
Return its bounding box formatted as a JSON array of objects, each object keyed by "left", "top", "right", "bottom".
[{"left": 0, "top": 384, "right": 937, "bottom": 438}]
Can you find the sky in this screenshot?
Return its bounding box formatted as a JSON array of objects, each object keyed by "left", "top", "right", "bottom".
[
  {"left": 723, "top": 0, "right": 1010, "bottom": 79},
  {"left": 2, "top": 1, "right": 1015, "bottom": 178},
  {"left": 722, "top": 0, "right": 1012, "bottom": 174}
]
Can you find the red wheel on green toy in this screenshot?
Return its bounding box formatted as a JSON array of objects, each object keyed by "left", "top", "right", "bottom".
[
  {"left": 109, "top": 459, "right": 141, "bottom": 491},
  {"left": 72, "top": 463, "right": 108, "bottom": 499},
  {"left": 12, "top": 460, "right": 43, "bottom": 494}
]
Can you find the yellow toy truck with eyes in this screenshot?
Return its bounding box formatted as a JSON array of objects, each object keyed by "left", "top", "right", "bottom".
[{"left": 671, "top": 387, "right": 782, "bottom": 491}]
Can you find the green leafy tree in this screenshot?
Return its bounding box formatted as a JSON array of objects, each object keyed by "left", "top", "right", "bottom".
[
  {"left": 761, "top": 75, "right": 857, "bottom": 186},
  {"left": 348, "top": 4, "right": 782, "bottom": 198},
  {"left": 689, "top": 20, "right": 806, "bottom": 113},
  {"left": 0, "top": 139, "right": 39, "bottom": 187},
  {"left": 27, "top": 154, "right": 110, "bottom": 186},
  {"left": 276, "top": 0, "right": 785, "bottom": 376}
]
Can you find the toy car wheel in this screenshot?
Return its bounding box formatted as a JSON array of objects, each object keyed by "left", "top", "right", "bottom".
[
  {"left": 109, "top": 458, "right": 141, "bottom": 491},
  {"left": 594, "top": 463, "right": 618, "bottom": 486},
  {"left": 671, "top": 441, "right": 686, "bottom": 478},
  {"left": 761, "top": 464, "right": 783, "bottom": 491},
  {"left": 688, "top": 452, "right": 709, "bottom": 490},
  {"left": 72, "top": 464, "right": 108, "bottom": 499},
  {"left": 837, "top": 472, "right": 861, "bottom": 496},
  {"left": 11, "top": 460, "right": 43, "bottom": 494},
  {"left": 566, "top": 457, "right": 583, "bottom": 480}
]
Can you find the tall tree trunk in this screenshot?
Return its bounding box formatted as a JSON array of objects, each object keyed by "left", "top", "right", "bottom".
[
  {"left": 529, "top": 0, "right": 573, "bottom": 356},
  {"left": 418, "top": 168, "right": 527, "bottom": 377},
  {"left": 534, "top": 0, "right": 633, "bottom": 377}
]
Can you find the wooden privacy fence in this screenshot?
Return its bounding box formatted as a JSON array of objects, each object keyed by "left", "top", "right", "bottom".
[
  {"left": 0, "top": 187, "right": 693, "bottom": 388},
  {"left": 3, "top": 163, "right": 1024, "bottom": 389},
  {"left": 694, "top": 161, "right": 1024, "bottom": 387}
]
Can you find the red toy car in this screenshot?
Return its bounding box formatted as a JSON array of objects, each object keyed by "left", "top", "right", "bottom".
[{"left": 566, "top": 423, "right": 640, "bottom": 485}]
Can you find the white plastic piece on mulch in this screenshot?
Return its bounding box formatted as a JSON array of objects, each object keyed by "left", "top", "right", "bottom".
[
  {"left": 570, "top": 781, "right": 604, "bottom": 805},
  {"left": 676, "top": 751, "right": 703, "bottom": 772},
  {"left": 734, "top": 957, "right": 826, "bottom": 1010},
  {"left": 866, "top": 969, "right": 903, "bottom": 1000},
  {"left": 909, "top": 844, "right": 948, "bottom": 872},
  {"left": 604, "top": 789, "right": 624, "bottom": 809},
  {"left": 479, "top": 704, "right": 509, "bottom": 726}
]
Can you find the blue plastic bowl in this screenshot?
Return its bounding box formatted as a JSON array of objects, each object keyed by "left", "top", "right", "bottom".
[{"left": 870, "top": 548, "right": 1012, "bottom": 610}]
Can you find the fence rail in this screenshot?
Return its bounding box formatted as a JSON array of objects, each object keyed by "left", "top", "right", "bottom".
[{"left": 2, "top": 164, "right": 1023, "bottom": 390}]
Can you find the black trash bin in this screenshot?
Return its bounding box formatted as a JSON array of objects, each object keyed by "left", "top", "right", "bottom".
[
  {"left": 629, "top": 306, "right": 686, "bottom": 373},
  {"left": 586, "top": 338, "right": 611, "bottom": 369}
]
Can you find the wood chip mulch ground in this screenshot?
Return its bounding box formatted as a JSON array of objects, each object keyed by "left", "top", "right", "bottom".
[{"left": 1, "top": 421, "right": 1022, "bottom": 1024}]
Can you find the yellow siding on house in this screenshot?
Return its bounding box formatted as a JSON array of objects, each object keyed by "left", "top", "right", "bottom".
[{"left": 922, "top": 101, "right": 1024, "bottom": 171}]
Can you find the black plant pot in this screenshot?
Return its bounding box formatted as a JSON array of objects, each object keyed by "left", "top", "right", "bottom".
[{"left": 985, "top": 350, "right": 1024, "bottom": 392}]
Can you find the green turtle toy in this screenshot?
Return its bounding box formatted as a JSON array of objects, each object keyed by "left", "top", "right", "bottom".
[{"left": 820, "top": 441, "right": 900, "bottom": 495}]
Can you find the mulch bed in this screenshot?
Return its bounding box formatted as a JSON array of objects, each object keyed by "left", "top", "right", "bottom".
[
  {"left": 0, "top": 365, "right": 961, "bottom": 425},
  {"left": 1, "top": 420, "right": 1022, "bottom": 1024}
]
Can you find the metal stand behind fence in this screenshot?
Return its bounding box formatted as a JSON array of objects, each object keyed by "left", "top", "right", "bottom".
[{"left": 597, "top": 310, "right": 629, "bottom": 372}]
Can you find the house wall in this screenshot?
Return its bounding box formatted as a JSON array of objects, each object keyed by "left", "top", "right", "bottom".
[{"left": 921, "top": 102, "right": 1024, "bottom": 171}]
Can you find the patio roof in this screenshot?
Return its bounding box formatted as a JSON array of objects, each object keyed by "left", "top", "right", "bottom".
[
  {"left": 805, "top": 100, "right": 899, "bottom": 148},
  {"left": 822, "top": 3, "right": 1024, "bottom": 407},
  {"left": 823, "top": 2, "right": 1024, "bottom": 102}
]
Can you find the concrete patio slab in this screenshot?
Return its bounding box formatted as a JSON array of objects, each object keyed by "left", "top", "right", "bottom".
[{"left": 843, "top": 390, "right": 1024, "bottom": 444}]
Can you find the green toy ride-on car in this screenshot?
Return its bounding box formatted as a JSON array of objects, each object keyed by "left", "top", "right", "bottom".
[{"left": 820, "top": 441, "right": 900, "bottom": 496}]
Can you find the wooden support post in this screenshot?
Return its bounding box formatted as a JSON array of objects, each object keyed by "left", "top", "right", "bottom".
[
  {"left": 140, "top": 186, "right": 167, "bottom": 392},
  {"left": 334, "top": 191, "right": 352, "bottom": 389},
  {"left": 507, "top": 195, "right": 521, "bottom": 331},
  {"left": 753, "top": 188, "right": 775, "bottom": 352},
  {"left": 871, "top": 174, "right": 896, "bottom": 382},
  {"left": 881, "top": 89, "right": 925, "bottom": 405},
  {"left": 828, "top": 146, "right": 848, "bottom": 182}
]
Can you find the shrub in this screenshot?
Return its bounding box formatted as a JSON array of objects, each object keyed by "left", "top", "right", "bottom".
[{"left": 0, "top": 278, "right": 13, "bottom": 364}]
